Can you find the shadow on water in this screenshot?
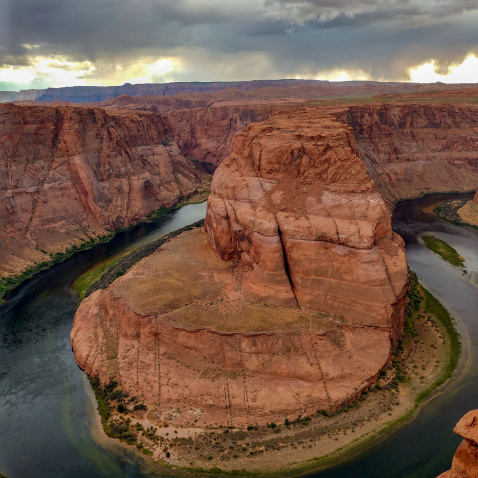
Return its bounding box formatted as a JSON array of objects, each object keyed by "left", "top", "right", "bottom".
[
  {"left": 0, "top": 203, "right": 206, "bottom": 478},
  {"left": 1, "top": 195, "right": 477, "bottom": 478}
]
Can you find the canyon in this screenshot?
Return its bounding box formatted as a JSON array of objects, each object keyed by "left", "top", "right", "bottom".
[
  {"left": 71, "top": 107, "right": 410, "bottom": 426},
  {"left": 0, "top": 80, "right": 477, "bottom": 474},
  {"left": 3, "top": 79, "right": 478, "bottom": 104},
  {"left": 0, "top": 103, "right": 203, "bottom": 277}
]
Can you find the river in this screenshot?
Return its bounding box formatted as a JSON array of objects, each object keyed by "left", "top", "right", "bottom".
[{"left": 0, "top": 195, "right": 477, "bottom": 478}]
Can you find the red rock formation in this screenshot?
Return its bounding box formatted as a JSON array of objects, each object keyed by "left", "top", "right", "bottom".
[
  {"left": 438, "top": 410, "right": 478, "bottom": 478},
  {"left": 346, "top": 104, "right": 478, "bottom": 203},
  {"left": 473, "top": 191, "right": 478, "bottom": 204},
  {"left": 205, "top": 108, "right": 408, "bottom": 344},
  {"left": 167, "top": 105, "right": 278, "bottom": 166},
  {"left": 71, "top": 108, "right": 408, "bottom": 426},
  {"left": 71, "top": 229, "right": 394, "bottom": 426},
  {"left": 0, "top": 103, "right": 202, "bottom": 276}
]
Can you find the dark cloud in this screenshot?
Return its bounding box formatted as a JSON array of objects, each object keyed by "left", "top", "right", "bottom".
[{"left": 1, "top": 0, "right": 478, "bottom": 85}]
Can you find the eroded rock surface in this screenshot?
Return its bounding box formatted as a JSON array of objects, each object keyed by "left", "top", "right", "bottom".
[
  {"left": 0, "top": 103, "right": 201, "bottom": 276},
  {"left": 72, "top": 109, "right": 408, "bottom": 426},
  {"left": 205, "top": 108, "right": 408, "bottom": 345},
  {"left": 438, "top": 410, "right": 478, "bottom": 478},
  {"left": 346, "top": 104, "right": 478, "bottom": 203},
  {"left": 71, "top": 229, "right": 393, "bottom": 426}
]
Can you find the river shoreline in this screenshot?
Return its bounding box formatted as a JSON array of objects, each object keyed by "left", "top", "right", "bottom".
[{"left": 0, "top": 188, "right": 209, "bottom": 303}]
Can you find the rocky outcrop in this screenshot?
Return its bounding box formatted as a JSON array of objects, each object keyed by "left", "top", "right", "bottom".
[
  {"left": 71, "top": 108, "right": 408, "bottom": 426},
  {"left": 205, "top": 108, "right": 408, "bottom": 344},
  {"left": 0, "top": 103, "right": 201, "bottom": 276},
  {"left": 474, "top": 191, "right": 478, "bottom": 204},
  {"left": 71, "top": 228, "right": 395, "bottom": 426},
  {"left": 438, "top": 410, "right": 478, "bottom": 478},
  {"left": 346, "top": 104, "right": 478, "bottom": 203}
]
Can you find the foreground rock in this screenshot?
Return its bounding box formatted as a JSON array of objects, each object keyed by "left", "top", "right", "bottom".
[
  {"left": 438, "top": 410, "right": 478, "bottom": 478},
  {"left": 71, "top": 229, "right": 395, "bottom": 426},
  {"left": 72, "top": 109, "right": 408, "bottom": 426},
  {"left": 0, "top": 103, "right": 202, "bottom": 276}
]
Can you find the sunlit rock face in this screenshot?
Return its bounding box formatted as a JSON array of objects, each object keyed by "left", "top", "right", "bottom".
[{"left": 0, "top": 103, "right": 201, "bottom": 276}]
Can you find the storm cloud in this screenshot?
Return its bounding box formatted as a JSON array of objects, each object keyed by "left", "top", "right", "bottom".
[{"left": 1, "top": 0, "right": 478, "bottom": 88}]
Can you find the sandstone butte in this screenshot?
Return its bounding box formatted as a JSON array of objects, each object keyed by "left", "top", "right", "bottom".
[
  {"left": 0, "top": 103, "right": 202, "bottom": 276},
  {"left": 71, "top": 108, "right": 409, "bottom": 426},
  {"left": 438, "top": 410, "right": 478, "bottom": 478}
]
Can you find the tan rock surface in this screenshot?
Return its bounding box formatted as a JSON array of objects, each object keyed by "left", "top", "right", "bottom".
[
  {"left": 71, "top": 229, "right": 393, "bottom": 426},
  {"left": 204, "top": 108, "right": 408, "bottom": 344},
  {"left": 438, "top": 411, "right": 478, "bottom": 478},
  {"left": 0, "top": 103, "right": 202, "bottom": 276}
]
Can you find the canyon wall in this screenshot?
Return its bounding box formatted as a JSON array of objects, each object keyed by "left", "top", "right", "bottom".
[
  {"left": 0, "top": 103, "right": 201, "bottom": 276},
  {"left": 438, "top": 410, "right": 478, "bottom": 478},
  {"left": 72, "top": 108, "right": 408, "bottom": 426},
  {"left": 346, "top": 104, "right": 478, "bottom": 203},
  {"left": 167, "top": 105, "right": 279, "bottom": 166},
  {"left": 0, "top": 79, "right": 328, "bottom": 104}
]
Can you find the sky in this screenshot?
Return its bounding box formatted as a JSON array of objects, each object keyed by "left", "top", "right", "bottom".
[{"left": 1, "top": 0, "right": 478, "bottom": 91}]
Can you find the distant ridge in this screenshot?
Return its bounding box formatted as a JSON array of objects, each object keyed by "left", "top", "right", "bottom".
[
  {"left": 0, "top": 79, "right": 330, "bottom": 103},
  {"left": 2, "top": 78, "right": 475, "bottom": 104}
]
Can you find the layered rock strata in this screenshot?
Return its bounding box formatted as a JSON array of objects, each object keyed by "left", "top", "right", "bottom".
[
  {"left": 0, "top": 103, "right": 201, "bottom": 276},
  {"left": 72, "top": 109, "right": 408, "bottom": 426},
  {"left": 205, "top": 109, "right": 408, "bottom": 345},
  {"left": 346, "top": 104, "right": 478, "bottom": 203},
  {"left": 438, "top": 410, "right": 478, "bottom": 478},
  {"left": 167, "top": 105, "right": 277, "bottom": 166}
]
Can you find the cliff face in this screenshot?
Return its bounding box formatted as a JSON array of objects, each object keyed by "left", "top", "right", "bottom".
[
  {"left": 167, "top": 105, "right": 278, "bottom": 166},
  {"left": 346, "top": 104, "right": 478, "bottom": 203},
  {"left": 0, "top": 103, "right": 201, "bottom": 276},
  {"left": 205, "top": 108, "right": 408, "bottom": 343},
  {"left": 71, "top": 108, "right": 408, "bottom": 426},
  {"left": 1, "top": 79, "right": 328, "bottom": 104},
  {"left": 438, "top": 410, "right": 478, "bottom": 478}
]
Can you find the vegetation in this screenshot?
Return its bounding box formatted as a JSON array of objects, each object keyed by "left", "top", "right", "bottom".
[
  {"left": 416, "top": 288, "right": 462, "bottom": 403},
  {"left": 88, "top": 377, "right": 140, "bottom": 445},
  {"left": 0, "top": 232, "right": 115, "bottom": 302},
  {"left": 433, "top": 199, "right": 478, "bottom": 231},
  {"left": 73, "top": 256, "right": 125, "bottom": 300},
  {"left": 422, "top": 234, "right": 466, "bottom": 268},
  {"left": 83, "top": 219, "right": 205, "bottom": 299}
]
